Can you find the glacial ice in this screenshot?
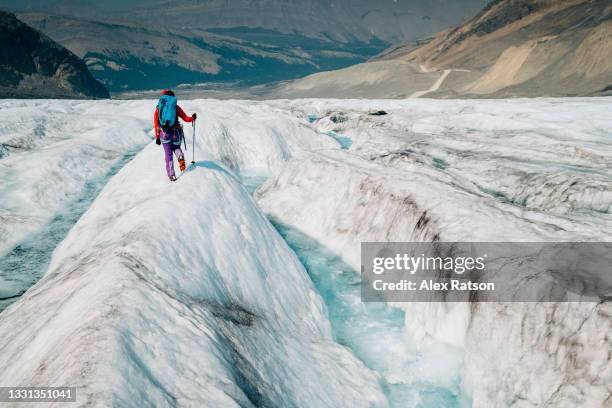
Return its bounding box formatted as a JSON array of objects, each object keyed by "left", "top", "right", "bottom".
[
  {"left": 274, "top": 223, "right": 466, "bottom": 408},
  {"left": 257, "top": 98, "right": 612, "bottom": 407},
  {"left": 0, "top": 132, "right": 384, "bottom": 407},
  {"left": 0, "top": 100, "right": 152, "bottom": 255},
  {"left": 0, "top": 100, "right": 151, "bottom": 308},
  {"left": 0, "top": 97, "right": 611, "bottom": 407}
]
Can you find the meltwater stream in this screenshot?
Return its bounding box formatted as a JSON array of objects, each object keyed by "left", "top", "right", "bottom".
[
  {"left": 242, "top": 169, "right": 466, "bottom": 407},
  {"left": 273, "top": 222, "right": 467, "bottom": 408},
  {"left": 0, "top": 150, "right": 139, "bottom": 312}
]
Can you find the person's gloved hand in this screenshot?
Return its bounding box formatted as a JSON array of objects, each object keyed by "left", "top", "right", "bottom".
[
  {"left": 192, "top": 113, "right": 197, "bottom": 120},
  {"left": 155, "top": 138, "right": 161, "bottom": 145}
]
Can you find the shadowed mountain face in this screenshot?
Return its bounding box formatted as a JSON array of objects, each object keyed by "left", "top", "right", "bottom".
[
  {"left": 273, "top": 0, "right": 612, "bottom": 98},
  {"left": 0, "top": 10, "right": 108, "bottom": 98}
]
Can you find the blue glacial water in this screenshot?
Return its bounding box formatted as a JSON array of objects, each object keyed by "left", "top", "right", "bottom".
[
  {"left": 325, "top": 131, "right": 353, "bottom": 150},
  {"left": 0, "top": 150, "right": 139, "bottom": 312},
  {"left": 305, "top": 115, "right": 352, "bottom": 149},
  {"left": 272, "top": 221, "right": 467, "bottom": 408}
]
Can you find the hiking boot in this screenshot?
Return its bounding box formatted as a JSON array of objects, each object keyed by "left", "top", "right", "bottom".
[
  {"left": 169, "top": 175, "right": 177, "bottom": 182},
  {"left": 179, "top": 158, "right": 186, "bottom": 172}
]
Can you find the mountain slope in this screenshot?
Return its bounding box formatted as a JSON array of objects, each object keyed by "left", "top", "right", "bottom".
[
  {"left": 7, "top": 1, "right": 490, "bottom": 92},
  {"left": 19, "top": 12, "right": 381, "bottom": 92},
  {"left": 0, "top": 10, "right": 108, "bottom": 98},
  {"left": 273, "top": 0, "right": 612, "bottom": 98},
  {"left": 402, "top": 0, "right": 612, "bottom": 97},
  {"left": 110, "top": 0, "right": 488, "bottom": 44},
  {"left": 6, "top": 0, "right": 489, "bottom": 44}
]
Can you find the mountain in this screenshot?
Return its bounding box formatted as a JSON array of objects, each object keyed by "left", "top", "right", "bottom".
[
  {"left": 107, "top": 0, "right": 489, "bottom": 44},
  {"left": 19, "top": 12, "right": 383, "bottom": 92},
  {"left": 5, "top": 0, "right": 489, "bottom": 43},
  {"left": 273, "top": 0, "right": 612, "bottom": 98},
  {"left": 6, "top": 0, "right": 489, "bottom": 92},
  {"left": 0, "top": 10, "right": 108, "bottom": 98}
]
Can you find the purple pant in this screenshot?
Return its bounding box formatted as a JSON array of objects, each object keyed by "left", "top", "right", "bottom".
[
  {"left": 160, "top": 127, "right": 185, "bottom": 178},
  {"left": 163, "top": 143, "right": 184, "bottom": 178}
]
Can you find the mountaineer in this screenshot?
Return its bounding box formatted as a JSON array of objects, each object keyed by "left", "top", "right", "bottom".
[{"left": 154, "top": 89, "right": 197, "bottom": 181}]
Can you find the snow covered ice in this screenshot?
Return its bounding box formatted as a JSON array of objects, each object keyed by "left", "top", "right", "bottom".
[
  {"left": 0, "top": 105, "right": 384, "bottom": 407},
  {"left": 257, "top": 98, "right": 612, "bottom": 407},
  {"left": 0, "top": 100, "right": 150, "bottom": 308},
  {"left": 0, "top": 97, "right": 611, "bottom": 407}
]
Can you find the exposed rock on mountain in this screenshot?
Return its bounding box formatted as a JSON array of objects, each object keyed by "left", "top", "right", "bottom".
[
  {"left": 273, "top": 0, "right": 612, "bottom": 98},
  {"left": 6, "top": 0, "right": 490, "bottom": 92},
  {"left": 6, "top": 0, "right": 489, "bottom": 44},
  {"left": 19, "top": 12, "right": 381, "bottom": 92},
  {"left": 0, "top": 10, "right": 108, "bottom": 98},
  {"left": 404, "top": 0, "right": 612, "bottom": 97},
  {"left": 108, "top": 0, "right": 488, "bottom": 44}
]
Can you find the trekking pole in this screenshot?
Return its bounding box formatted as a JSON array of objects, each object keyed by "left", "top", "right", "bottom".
[{"left": 191, "top": 120, "right": 196, "bottom": 165}]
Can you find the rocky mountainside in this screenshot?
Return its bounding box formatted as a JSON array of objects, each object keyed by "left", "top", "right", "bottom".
[
  {"left": 6, "top": 0, "right": 489, "bottom": 44},
  {"left": 402, "top": 0, "right": 612, "bottom": 97},
  {"left": 0, "top": 10, "right": 108, "bottom": 98},
  {"left": 108, "top": 0, "right": 488, "bottom": 44},
  {"left": 5, "top": 0, "right": 488, "bottom": 92},
  {"left": 273, "top": 0, "right": 612, "bottom": 98},
  {"left": 19, "top": 12, "right": 383, "bottom": 92}
]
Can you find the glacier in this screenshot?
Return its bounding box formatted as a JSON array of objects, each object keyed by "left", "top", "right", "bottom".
[
  {"left": 0, "top": 97, "right": 611, "bottom": 407},
  {"left": 0, "top": 100, "right": 151, "bottom": 309},
  {"left": 257, "top": 98, "right": 612, "bottom": 407},
  {"left": 0, "top": 101, "right": 384, "bottom": 407}
]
